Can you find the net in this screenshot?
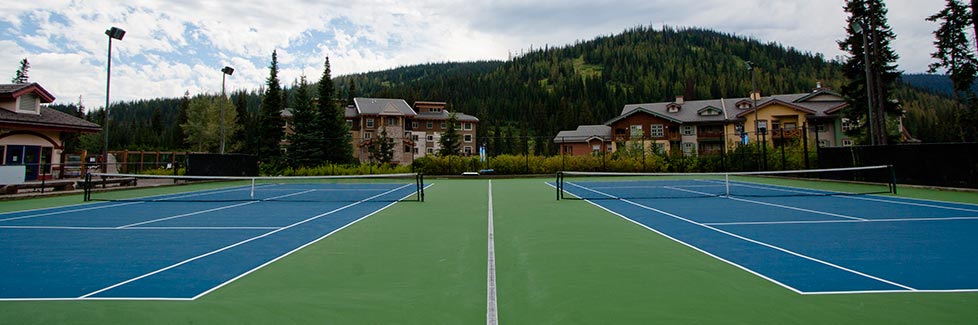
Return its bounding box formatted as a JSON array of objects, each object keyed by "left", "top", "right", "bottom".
[
  {"left": 83, "top": 172, "right": 424, "bottom": 203},
  {"left": 556, "top": 165, "right": 896, "bottom": 200}
]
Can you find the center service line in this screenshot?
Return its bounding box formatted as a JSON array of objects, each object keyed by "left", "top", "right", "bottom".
[{"left": 487, "top": 180, "right": 499, "bottom": 325}]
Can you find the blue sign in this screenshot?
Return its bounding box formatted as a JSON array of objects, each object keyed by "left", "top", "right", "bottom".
[
  {"left": 479, "top": 146, "right": 486, "bottom": 162},
  {"left": 741, "top": 133, "right": 749, "bottom": 145}
]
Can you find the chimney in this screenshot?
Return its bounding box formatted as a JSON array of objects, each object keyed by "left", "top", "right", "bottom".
[{"left": 675, "top": 95, "right": 684, "bottom": 104}]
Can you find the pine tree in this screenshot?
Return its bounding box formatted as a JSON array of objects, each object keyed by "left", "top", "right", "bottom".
[
  {"left": 231, "top": 92, "right": 252, "bottom": 153},
  {"left": 287, "top": 76, "right": 322, "bottom": 167},
  {"left": 172, "top": 91, "right": 190, "bottom": 149},
  {"left": 369, "top": 127, "right": 395, "bottom": 164},
  {"left": 839, "top": 0, "right": 902, "bottom": 145},
  {"left": 928, "top": 0, "right": 978, "bottom": 97},
  {"left": 318, "top": 56, "right": 353, "bottom": 164},
  {"left": 258, "top": 50, "right": 286, "bottom": 163},
  {"left": 11, "top": 58, "right": 29, "bottom": 83},
  {"left": 438, "top": 112, "right": 461, "bottom": 156}
]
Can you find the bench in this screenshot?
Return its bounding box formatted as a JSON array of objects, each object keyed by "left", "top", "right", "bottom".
[{"left": 1, "top": 180, "right": 76, "bottom": 194}]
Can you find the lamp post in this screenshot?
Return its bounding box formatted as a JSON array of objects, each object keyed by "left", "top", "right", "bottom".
[
  {"left": 746, "top": 61, "right": 765, "bottom": 170},
  {"left": 850, "top": 19, "right": 876, "bottom": 145},
  {"left": 103, "top": 26, "right": 125, "bottom": 173},
  {"left": 220, "top": 66, "right": 234, "bottom": 154}
]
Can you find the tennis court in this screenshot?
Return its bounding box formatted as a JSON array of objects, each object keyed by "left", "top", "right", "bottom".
[
  {"left": 0, "top": 175, "right": 423, "bottom": 300},
  {"left": 557, "top": 171, "right": 978, "bottom": 294},
  {"left": 1, "top": 172, "right": 977, "bottom": 323}
]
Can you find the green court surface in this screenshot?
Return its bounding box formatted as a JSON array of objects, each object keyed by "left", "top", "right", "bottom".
[{"left": 1, "top": 178, "right": 977, "bottom": 323}]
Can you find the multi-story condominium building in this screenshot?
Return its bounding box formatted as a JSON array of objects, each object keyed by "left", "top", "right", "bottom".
[
  {"left": 345, "top": 98, "right": 479, "bottom": 164},
  {"left": 554, "top": 86, "right": 851, "bottom": 156}
]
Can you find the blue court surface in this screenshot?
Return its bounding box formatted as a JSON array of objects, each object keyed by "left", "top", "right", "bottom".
[
  {"left": 0, "top": 182, "right": 420, "bottom": 300},
  {"left": 560, "top": 179, "right": 978, "bottom": 294}
]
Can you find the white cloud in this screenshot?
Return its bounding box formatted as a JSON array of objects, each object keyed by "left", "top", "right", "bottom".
[{"left": 0, "top": 0, "right": 950, "bottom": 108}]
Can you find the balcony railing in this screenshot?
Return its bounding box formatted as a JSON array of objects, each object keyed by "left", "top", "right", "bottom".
[{"left": 771, "top": 128, "right": 803, "bottom": 138}]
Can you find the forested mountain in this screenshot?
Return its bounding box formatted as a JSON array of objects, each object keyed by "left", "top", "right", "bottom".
[{"left": 50, "top": 25, "right": 968, "bottom": 155}]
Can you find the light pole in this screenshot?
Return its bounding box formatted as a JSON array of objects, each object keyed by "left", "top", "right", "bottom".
[
  {"left": 220, "top": 66, "right": 234, "bottom": 154},
  {"left": 103, "top": 26, "right": 125, "bottom": 173},
  {"left": 746, "top": 61, "right": 765, "bottom": 170},
  {"left": 850, "top": 19, "right": 876, "bottom": 145}
]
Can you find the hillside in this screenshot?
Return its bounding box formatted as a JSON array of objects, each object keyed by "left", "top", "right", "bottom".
[
  {"left": 335, "top": 26, "right": 848, "bottom": 154},
  {"left": 56, "top": 25, "right": 969, "bottom": 154}
]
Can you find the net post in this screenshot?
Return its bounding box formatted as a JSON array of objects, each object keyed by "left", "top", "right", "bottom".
[
  {"left": 250, "top": 177, "right": 256, "bottom": 200},
  {"left": 83, "top": 172, "right": 91, "bottom": 201},
  {"left": 724, "top": 173, "right": 731, "bottom": 197},
  {"left": 556, "top": 171, "right": 564, "bottom": 201},
  {"left": 889, "top": 165, "right": 897, "bottom": 195},
  {"left": 417, "top": 173, "right": 425, "bottom": 202}
]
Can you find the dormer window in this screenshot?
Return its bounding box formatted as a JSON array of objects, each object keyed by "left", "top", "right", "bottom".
[
  {"left": 16, "top": 93, "right": 40, "bottom": 114},
  {"left": 697, "top": 106, "right": 722, "bottom": 116},
  {"left": 735, "top": 100, "right": 753, "bottom": 110},
  {"left": 666, "top": 104, "right": 681, "bottom": 113}
]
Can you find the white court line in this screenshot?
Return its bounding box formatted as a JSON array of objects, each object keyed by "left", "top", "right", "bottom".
[
  {"left": 0, "top": 225, "right": 281, "bottom": 230},
  {"left": 487, "top": 180, "right": 499, "bottom": 325},
  {"left": 720, "top": 181, "right": 978, "bottom": 213},
  {"left": 116, "top": 189, "right": 316, "bottom": 228},
  {"left": 78, "top": 183, "right": 414, "bottom": 299},
  {"left": 0, "top": 184, "right": 270, "bottom": 223},
  {"left": 705, "top": 215, "right": 978, "bottom": 226},
  {"left": 566, "top": 182, "right": 918, "bottom": 292},
  {"left": 665, "top": 186, "right": 867, "bottom": 221}
]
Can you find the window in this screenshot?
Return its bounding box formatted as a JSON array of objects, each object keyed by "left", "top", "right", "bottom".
[
  {"left": 816, "top": 124, "right": 827, "bottom": 132},
  {"left": 464, "top": 134, "right": 472, "bottom": 142},
  {"left": 650, "top": 124, "right": 664, "bottom": 138},
  {"left": 412, "top": 135, "right": 419, "bottom": 141},
  {"left": 667, "top": 104, "right": 680, "bottom": 113},
  {"left": 404, "top": 145, "right": 412, "bottom": 153},
  {"left": 364, "top": 132, "right": 372, "bottom": 139},
  {"left": 413, "top": 148, "right": 419, "bottom": 154},
  {"left": 756, "top": 120, "right": 768, "bottom": 134},
  {"left": 427, "top": 148, "right": 434, "bottom": 154},
  {"left": 772, "top": 120, "right": 781, "bottom": 131},
  {"left": 464, "top": 147, "right": 473, "bottom": 155},
  {"left": 387, "top": 117, "right": 398, "bottom": 126},
  {"left": 366, "top": 118, "right": 375, "bottom": 128},
  {"left": 464, "top": 122, "right": 473, "bottom": 130},
  {"left": 427, "top": 135, "right": 434, "bottom": 141},
  {"left": 680, "top": 125, "right": 695, "bottom": 136},
  {"left": 426, "top": 121, "right": 433, "bottom": 129},
  {"left": 683, "top": 142, "right": 696, "bottom": 154},
  {"left": 411, "top": 121, "right": 419, "bottom": 129},
  {"left": 842, "top": 138, "right": 853, "bottom": 147},
  {"left": 818, "top": 140, "right": 831, "bottom": 147},
  {"left": 347, "top": 120, "right": 353, "bottom": 128},
  {"left": 629, "top": 125, "right": 643, "bottom": 138},
  {"left": 592, "top": 144, "right": 601, "bottom": 155},
  {"left": 564, "top": 146, "right": 573, "bottom": 154},
  {"left": 441, "top": 122, "right": 447, "bottom": 129},
  {"left": 16, "top": 94, "right": 39, "bottom": 113}
]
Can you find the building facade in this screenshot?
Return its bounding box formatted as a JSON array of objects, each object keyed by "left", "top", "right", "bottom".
[
  {"left": 0, "top": 83, "right": 101, "bottom": 181},
  {"left": 344, "top": 98, "right": 479, "bottom": 164},
  {"left": 555, "top": 88, "right": 851, "bottom": 157}
]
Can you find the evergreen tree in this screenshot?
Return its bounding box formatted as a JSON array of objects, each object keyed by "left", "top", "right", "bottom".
[
  {"left": 11, "top": 58, "right": 29, "bottom": 83},
  {"left": 287, "top": 76, "right": 322, "bottom": 167},
  {"left": 928, "top": 0, "right": 978, "bottom": 97},
  {"left": 317, "top": 56, "right": 353, "bottom": 163},
  {"left": 369, "top": 127, "right": 395, "bottom": 164},
  {"left": 839, "top": 0, "right": 902, "bottom": 145},
  {"left": 172, "top": 91, "right": 190, "bottom": 149},
  {"left": 231, "top": 92, "right": 253, "bottom": 153},
  {"left": 258, "top": 50, "right": 285, "bottom": 163},
  {"left": 347, "top": 80, "right": 358, "bottom": 106},
  {"left": 438, "top": 112, "right": 461, "bottom": 156}
]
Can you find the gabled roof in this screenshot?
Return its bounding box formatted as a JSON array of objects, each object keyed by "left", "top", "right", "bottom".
[
  {"left": 606, "top": 106, "right": 684, "bottom": 125},
  {"left": 793, "top": 89, "right": 844, "bottom": 103},
  {"left": 353, "top": 98, "right": 417, "bottom": 116},
  {"left": 0, "top": 106, "right": 101, "bottom": 132},
  {"left": 0, "top": 83, "right": 55, "bottom": 103},
  {"left": 554, "top": 125, "right": 611, "bottom": 143},
  {"left": 735, "top": 99, "right": 816, "bottom": 118}
]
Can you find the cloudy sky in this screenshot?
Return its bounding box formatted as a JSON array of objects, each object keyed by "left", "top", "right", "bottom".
[{"left": 0, "top": 1, "right": 945, "bottom": 110}]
